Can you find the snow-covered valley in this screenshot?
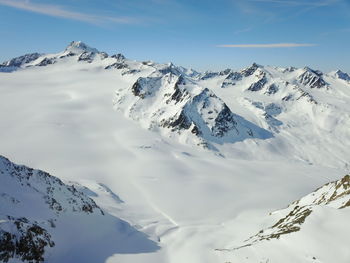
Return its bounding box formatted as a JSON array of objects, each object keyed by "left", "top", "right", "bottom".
[{"left": 0, "top": 41, "right": 349, "bottom": 263}]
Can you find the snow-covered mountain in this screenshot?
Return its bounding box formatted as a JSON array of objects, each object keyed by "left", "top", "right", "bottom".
[
  {"left": 218, "top": 174, "right": 350, "bottom": 263},
  {"left": 0, "top": 154, "right": 99, "bottom": 262},
  {"left": 0, "top": 155, "right": 158, "bottom": 263},
  {"left": 249, "top": 174, "right": 350, "bottom": 243},
  {"left": 2, "top": 41, "right": 271, "bottom": 149},
  {"left": 0, "top": 53, "right": 42, "bottom": 72},
  {"left": 2, "top": 41, "right": 349, "bottom": 168},
  {"left": 197, "top": 62, "right": 350, "bottom": 168},
  {"left": 114, "top": 71, "right": 272, "bottom": 149},
  {"left": 0, "top": 41, "right": 350, "bottom": 263}
]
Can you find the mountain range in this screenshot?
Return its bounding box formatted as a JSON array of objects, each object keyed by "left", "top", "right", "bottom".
[{"left": 0, "top": 41, "right": 349, "bottom": 263}]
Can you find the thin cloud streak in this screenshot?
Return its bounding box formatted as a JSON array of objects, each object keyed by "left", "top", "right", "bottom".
[
  {"left": 234, "top": 27, "right": 253, "bottom": 34},
  {"left": 217, "top": 43, "right": 317, "bottom": 48},
  {"left": 0, "top": 0, "right": 138, "bottom": 25},
  {"left": 247, "top": 0, "right": 339, "bottom": 7}
]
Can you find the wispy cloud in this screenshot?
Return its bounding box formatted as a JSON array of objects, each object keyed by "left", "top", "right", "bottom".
[
  {"left": 0, "top": 0, "right": 139, "bottom": 25},
  {"left": 217, "top": 43, "right": 317, "bottom": 48},
  {"left": 247, "top": 0, "right": 339, "bottom": 7},
  {"left": 234, "top": 27, "right": 253, "bottom": 34},
  {"left": 233, "top": 0, "right": 340, "bottom": 22}
]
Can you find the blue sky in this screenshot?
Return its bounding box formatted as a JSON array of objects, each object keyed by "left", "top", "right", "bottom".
[{"left": 0, "top": 0, "right": 349, "bottom": 72}]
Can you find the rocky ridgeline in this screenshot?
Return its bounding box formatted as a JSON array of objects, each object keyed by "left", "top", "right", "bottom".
[
  {"left": 0, "top": 53, "right": 42, "bottom": 72},
  {"left": 198, "top": 63, "right": 330, "bottom": 109},
  {"left": 297, "top": 67, "right": 328, "bottom": 89},
  {"left": 0, "top": 216, "right": 55, "bottom": 263},
  {"left": 334, "top": 70, "right": 350, "bottom": 81},
  {"left": 1, "top": 41, "right": 349, "bottom": 149},
  {"left": 114, "top": 71, "right": 272, "bottom": 148},
  {"left": 243, "top": 174, "right": 350, "bottom": 245},
  {"left": 0, "top": 156, "right": 103, "bottom": 262},
  {"left": 0, "top": 41, "right": 112, "bottom": 71}
]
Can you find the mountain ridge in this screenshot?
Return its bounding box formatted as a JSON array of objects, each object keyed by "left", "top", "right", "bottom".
[
  {"left": 1, "top": 41, "right": 350, "bottom": 263},
  {"left": 1, "top": 41, "right": 350, "bottom": 168},
  {"left": 1, "top": 41, "right": 348, "bottom": 77},
  {"left": 0, "top": 155, "right": 159, "bottom": 263}
]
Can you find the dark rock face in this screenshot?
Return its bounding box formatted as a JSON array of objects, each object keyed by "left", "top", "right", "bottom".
[
  {"left": 283, "top": 66, "right": 297, "bottom": 73},
  {"left": 241, "top": 63, "right": 260, "bottom": 77},
  {"left": 298, "top": 68, "right": 327, "bottom": 89},
  {"left": 0, "top": 53, "right": 41, "bottom": 68},
  {"left": 219, "top": 69, "right": 232, "bottom": 76},
  {"left": 165, "top": 88, "right": 243, "bottom": 139},
  {"left": 212, "top": 104, "right": 238, "bottom": 137},
  {"left": 118, "top": 73, "right": 273, "bottom": 145},
  {"left": 105, "top": 53, "right": 127, "bottom": 69},
  {"left": 158, "top": 64, "right": 183, "bottom": 76},
  {"left": 161, "top": 110, "right": 192, "bottom": 131},
  {"left": 248, "top": 206, "right": 313, "bottom": 242},
  {"left": 191, "top": 124, "right": 201, "bottom": 135},
  {"left": 77, "top": 50, "right": 107, "bottom": 63},
  {"left": 200, "top": 71, "right": 219, "bottom": 80},
  {"left": 166, "top": 76, "right": 188, "bottom": 104},
  {"left": 37, "top": 58, "right": 55, "bottom": 67},
  {"left": 335, "top": 70, "right": 350, "bottom": 81},
  {"left": 105, "top": 62, "right": 128, "bottom": 70},
  {"left": 281, "top": 88, "right": 317, "bottom": 104},
  {"left": 121, "top": 69, "right": 140, "bottom": 76},
  {"left": 100, "top": 52, "right": 108, "bottom": 59},
  {"left": 221, "top": 72, "right": 242, "bottom": 88},
  {"left": 131, "top": 79, "right": 146, "bottom": 98},
  {"left": 131, "top": 76, "right": 162, "bottom": 99},
  {"left": 248, "top": 76, "right": 267, "bottom": 91},
  {"left": 200, "top": 69, "right": 234, "bottom": 81},
  {"left": 226, "top": 71, "right": 242, "bottom": 80},
  {"left": 296, "top": 89, "right": 318, "bottom": 104},
  {"left": 78, "top": 52, "right": 95, "bottom": 63},
  {"left": 282, "top": 94, "right": 294, "bottom": 101},
  {"left": 0, "top": 216, "right": 55, "bottom": 263},
  {"left": 243, "top": 174, "right": 350, "bottom": 246},
  {"left": 0, "top": 53, "right": 42, "bottom": 72},
  {"left": 0, "top": 155, "right": 107, "bottom": 262},
  {"left": 200, "top": 69, "right": 236, "bottom": 81},
  {"left": 168, "top": 84, "right": 183, "bottom": 103},
  {"left": 111, "top": 53, "right": 126, "bottom": 61},
  {"left": 265, "top": 83, "right": 279, "bottom": 95},
  {"left": 59, "top": 52, "right": 76, "bottom": 59},
  {"left": 0, "top": 156, "right": 101, "bottom": 215},
  {"left": 251, "top": 102, "right": 283, "bottom": 130}
]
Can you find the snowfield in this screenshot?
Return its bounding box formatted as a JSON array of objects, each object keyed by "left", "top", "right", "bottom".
[{"left": 0, "top": 41, "right": 349, "bottom": 263}]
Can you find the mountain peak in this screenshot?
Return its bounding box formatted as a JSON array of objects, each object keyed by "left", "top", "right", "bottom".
[
  {"left": 241, "top": 63, "right": 263, "bottom": 77},
  {"left": 303, "top": 66, "right": 323, "bottom": 76},
  {"left": 65, "top": 41, "right": 99, "bottom": 54},
  {"left": 334, "top": 69, "right": 350, "bottom": 81}
]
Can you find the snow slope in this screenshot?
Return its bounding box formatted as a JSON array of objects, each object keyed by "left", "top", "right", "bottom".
[
  {"left": 115, "top": 72, "right": 272, "bottom": 149},
  {"left": 218, "top": 174, "right": 350, "bottom": 263},
  {"left": 0, "top": 155, "right": 158, "bottom": 263},
  {"left": 0, "top": 41, "right": 349, "bottom": 263},
  {"left": 197, "top": 64, "right": 350, "bottom": 169}
]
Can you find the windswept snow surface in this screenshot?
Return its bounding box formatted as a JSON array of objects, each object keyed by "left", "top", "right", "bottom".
[{"left": 0, "top": 42, "right": 349, "bottom": 262}]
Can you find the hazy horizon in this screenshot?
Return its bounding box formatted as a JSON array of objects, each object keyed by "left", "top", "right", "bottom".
[{"left": 1, "top": 0, "right": 350, "bottom": 73}]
